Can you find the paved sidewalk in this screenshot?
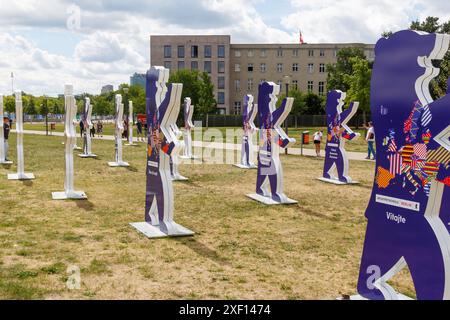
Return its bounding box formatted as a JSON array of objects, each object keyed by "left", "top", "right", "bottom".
[{"left": 14, "top": 129, "right": 374, "bottom": 162}]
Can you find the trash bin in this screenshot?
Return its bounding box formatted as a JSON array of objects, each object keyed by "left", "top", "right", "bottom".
[{"left": 302, "top": 131, "right": 310, "bottom": 145}]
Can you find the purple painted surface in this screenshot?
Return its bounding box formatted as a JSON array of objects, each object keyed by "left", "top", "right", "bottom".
[
  {"left": 357, "top": 30, "right": 450, "bottom": 300},
  {"left": 255, "top": 82, "right": 294, "bottom": 202},
  {"left": 322, "top": 90, "right": 358, "bottom": 183},
  {"left": 144, "top": 67, "right": 176, "bottom": 234}
]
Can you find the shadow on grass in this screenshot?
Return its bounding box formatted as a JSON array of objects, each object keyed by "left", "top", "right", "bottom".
[
  {"left": 21, "top": 180, "right": 34, "bottom": 187},
  {"left": 126, "top": 166, "right": 138, "bottom": 172},
  {"left": 73, "top": 200, "right": 95, "bottom": 211},
  {"left": 297, "top": 204, "right": 340, "bottom": 222},
  {"left": 176, "top": 237, "right": 231, "bottom": 266}
]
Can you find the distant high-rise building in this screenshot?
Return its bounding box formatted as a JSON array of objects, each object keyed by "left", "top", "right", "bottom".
[
  {"left": 130, "top": 73, "right": 146, "bottom": 88},
  {"left": 101, "top": 85, "right": 114, "bottom": 95}
]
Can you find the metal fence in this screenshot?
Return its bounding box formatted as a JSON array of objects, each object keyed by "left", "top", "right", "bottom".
[{"left": 198, "top": 114, "right": 371, "bottom": 128}]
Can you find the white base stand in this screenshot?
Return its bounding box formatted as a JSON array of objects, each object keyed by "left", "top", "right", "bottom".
[
  {"left": 73, "top": 146, "right": 82, "bottom": 150},
  {"left": 179, "top": 155, "right": 201, "bottom": 160},
  {"left": 52, "top": 191, "right": 87, "bottom": 200},
  {"left": 130, "top": 222, "right": 195, "bottom": 239},
  {"left": 172, "top": 175, "right": 189, "bottom": 181},
  {"left": 347, "top": 293, "right": 413, "bottom": 300},
  {"left": 0, "top": 160, "right": 13, "bottom": 165},
  {"left": 78, "top": 154, "right": 97, "bottom": 158},
  {"left": 108, "top": 161, "right": 130, "bottom": 167},
  {"left": 246, "top": 193, "right": 298, "bottom": 205},
  {"left": 234, "top": 164, "right": 257, "bottom": 169},
  {"left": 317, "top": 177, "right": 359, "bottom": 185},
  {"left": 8, "top": 173, "right": 35, "bottom": 180},
  {"left": 125, "top": 143, "right": 138, "bottom": 147}
]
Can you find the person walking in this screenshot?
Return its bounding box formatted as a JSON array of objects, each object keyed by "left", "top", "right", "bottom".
[
  {"left": 365, "top": 122, "right": 376, "bottom": 160},
  {"left": 313, "top": 130, "right": 323, "bottom": 157},
  {"left": 96, "top": 120, "right": 103, "bottom": 138},
  {"left": 136, "top": 119, "right": 143, "bottom": 142},
  {"left": 90, "top": 123, "right": 95, "bottom": 137},
  {"left": 79, "top": 120, "right": 84, "bottom": 138},
  {"left": 3, "top": 117, "right": 10, "bottom": 161}
]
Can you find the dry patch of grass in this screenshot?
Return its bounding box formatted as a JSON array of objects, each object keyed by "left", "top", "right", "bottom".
[{"left": 0, "top": 133, "right": 413, "bottom": 299}]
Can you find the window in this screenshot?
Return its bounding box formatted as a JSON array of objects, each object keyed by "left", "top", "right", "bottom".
[
  {"left": 277, "top": 80, "right": 282, "bottom": 87},
  {"left": 177, "top": 61, "right": 185, "bottom": 70},
  {"left": 308, "top": 81, "right": 314, "bottom": 92},
  {"left": 218, "top": 76, "right": 225, "bottom": 90},
  {"left": 191, "top": 45, "right": 199, "bottom": 58},
  {"left": 260, "top": 63, "right": 267, "bottom": 73},
  {"left": 247, "top": 50, "right": 254, "bottom": 57},
  {"left": 234, "top": 102, "right": 241, "bottom": 115},
  {"left": 260, "top": 49, "right": 267, "bottom": 57},
  {"left": 320, "top": 49, "right": 325, "bottom": 57},
  {"left": 247, "top": 78, "right": 253, "bottom": 91},
  {"left": 308, "top": 49, "right": 314, "bottom": 57},
  {"left": 277, "top": 48, "right": 283, "bottom": 57},
  {"left": 308, "top": 63, "right": 314, "bottom": 73},
  {"left": 164, "top": 61, "right": 172, "bottom": 69},
  {"left": 164, "top": 45, "right": 172, "bottom": 58},
  {"left": 218, "top": 92, "right": 225, "bottom": 105},
  {"left": 218, "top": 61, "right": 225, "bottom": 73},
  {"left": 260, "top": 79, "right": 266, "bottom": 84},
  {"left": 191, "top": 61, "right": 198, "bottom": 70},
  {"left": 248, "top": 63, "right": 254, "bottom": 72},
  {"left": 319, "top": 63, "right": 325, "bottom": 73},
  {"left": 277, "top": 63, "right": 283, "bottom": 73},
  {"left": 235, "top": 79, "right": 241, "bottom": 91},
  {"left": 292, "top": 63, "right": 299, "bottom": 72},
  {"left": 177, "top": 45, "right": 185, "bottom": 58},
  {"left": 235, "top": 64, "right": 241, "bottom": 72},
  {"left": 334, "top": 49, "right": 338, "bottom": 57},
  {"left": 218, "top": 45, "right": 225, "bottom": 58},
  {"left": 319, "top": 81, "right": 325, "bottom": 96},
  {"left": 292, "top": 80, "right": 298, "bottom": 91},
  {"left": 204, "top": 45, "right": 212, "bottom": 58},
  {"left": 234, "top": 50, "right": 241, "bottom": 57},
  {"left": 204, "top": 61, "right": 212, "bottom": 73},
  {"left": 293, "top": 49, "right": 299, "bottom": 57}
]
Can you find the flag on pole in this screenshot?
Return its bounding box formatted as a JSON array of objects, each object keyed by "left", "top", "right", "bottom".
[{"left": 299, "top": 30, "right": 304, "bottom": 44}]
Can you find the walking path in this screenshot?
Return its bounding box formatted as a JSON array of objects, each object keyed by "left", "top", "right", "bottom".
[{"left": 14, "top": 129, "right": 373, "bottom": 162}]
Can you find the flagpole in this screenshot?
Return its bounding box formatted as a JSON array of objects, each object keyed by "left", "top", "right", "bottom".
[{"left": 11, "top": 72, "right": 14, "bottom": 95}]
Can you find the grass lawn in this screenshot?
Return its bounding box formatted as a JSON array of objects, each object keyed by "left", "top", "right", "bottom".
[
  {"left": 0, "top": 133, "right": 411, "bottom": 299},
  {"left": 22, "top": 123, "right": 372, "bottom": 153}
]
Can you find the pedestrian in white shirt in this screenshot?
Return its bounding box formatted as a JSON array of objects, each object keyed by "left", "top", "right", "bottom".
[
  {"left": 365, "top": 122, "right": 376, "bottom": 160},
  {"left": 313, "top": 130, "right": 323, "bottom": 157}
]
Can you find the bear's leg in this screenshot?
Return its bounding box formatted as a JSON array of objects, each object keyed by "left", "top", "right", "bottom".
[
  {"left": 405, "top": 218, "right": 448, "bottom": 300},
  {"left": 322, "top": 149, "right": 335, "bottom": 180},
  {"left": 336, "top": 148, "right": 351, "bottom": 183},
  {"left": 357, "top": 220, "right": 404, "bottom": 299}
]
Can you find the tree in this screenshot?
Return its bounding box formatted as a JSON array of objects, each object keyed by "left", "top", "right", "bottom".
[
  {"left": 303, "top": 92, "right": 325, "bottom": 114},
  {"left": 40, "top": 97, "right": 49, "bottom": 116},
  {"left": 197, "top": 72, "right": 216, "bottom": 115},
  {"left": 92, "top": 95, "right": 113, "bottom": 116},
  {"left": 344, "top": 56, "right": 372, "bottom": 116},
  {"left": 409, "top": 16, "right": 450, "bottom": 98},
  {"left": 3, "top": 95, "right": 15, "bottom": 114},
  {"left": 326, "top": 47, "right": 366, "bottom": 92},
  {"left": 169, "top": 70, "right": 216, "bottom": 116},
  {"left": 24, "top": 95, "right": 37, "bottom": 115}
]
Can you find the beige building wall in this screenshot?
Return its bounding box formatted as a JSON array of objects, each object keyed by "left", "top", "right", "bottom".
[
  {"left": 150, "top": 35, "right": 374, "bottom": 115},
  {"left": 229, "top": 43, "right": 375, "bottom": 114},
  {"left": 150, "top": 35, "right": 231, "bottom": 114}
]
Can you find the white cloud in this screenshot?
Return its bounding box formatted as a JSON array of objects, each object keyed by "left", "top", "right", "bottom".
[{"left": 0, "top": 0, "right": 448, "bottom": 95}]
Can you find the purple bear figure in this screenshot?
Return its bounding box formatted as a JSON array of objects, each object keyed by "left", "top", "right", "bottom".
[
  {"left": 247, "top": 81, "right": 297, "bottom": 205},
  {"left": 321, "top": 90, "right": 360, "bottom": 184},
  {"left": 356, "top": 30, "right": 450, "bottom": 300}
]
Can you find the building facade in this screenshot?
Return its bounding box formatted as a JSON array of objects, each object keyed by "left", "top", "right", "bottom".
[
  {"left": 130, "top": 72, "right": 146, "bottom": 88},
  {"left": 150, "top": 35, "right": 374, "bottom": 115},
  {"left": 101, "top": 84, "right": 114, "bottom": 95}
]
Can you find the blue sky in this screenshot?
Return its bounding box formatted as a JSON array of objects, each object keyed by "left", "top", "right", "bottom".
[{"left": 0, "top": 0, "right": 449, "bottom": 95}]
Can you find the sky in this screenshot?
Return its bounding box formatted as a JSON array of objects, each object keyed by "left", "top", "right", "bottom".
[{"left": 0, "top": 0, "right": 449, "bottom": 96}]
